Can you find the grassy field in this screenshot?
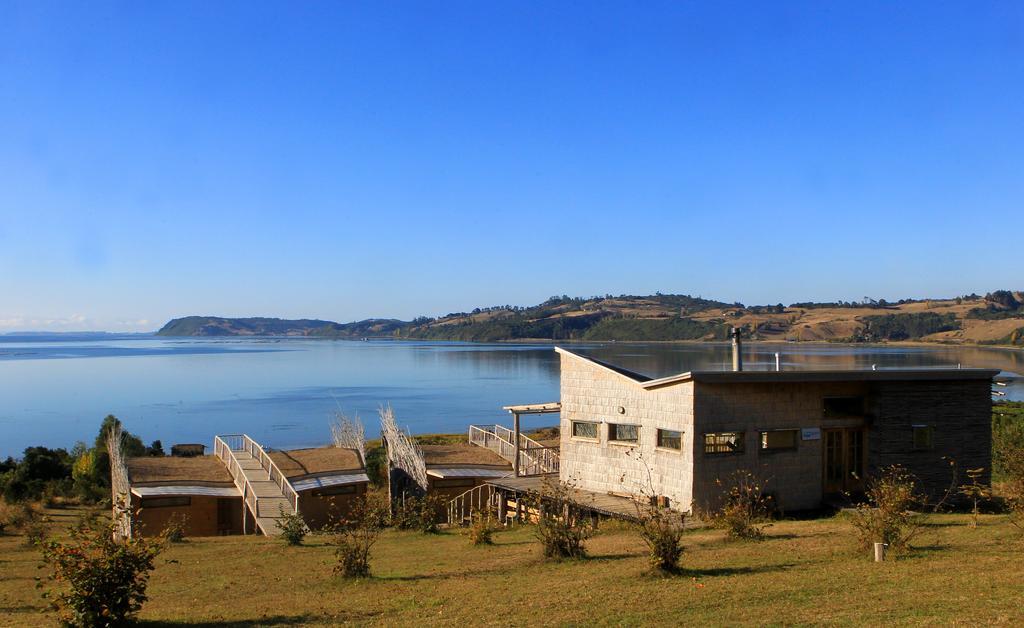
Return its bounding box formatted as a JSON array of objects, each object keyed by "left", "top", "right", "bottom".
[{"left": 3, "top": 507, "right": 1024, "bottom": 626}]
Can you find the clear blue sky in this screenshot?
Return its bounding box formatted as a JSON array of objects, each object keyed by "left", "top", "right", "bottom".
[{"left": 1, "top": 2, "right": 1021, "bottom": 331}]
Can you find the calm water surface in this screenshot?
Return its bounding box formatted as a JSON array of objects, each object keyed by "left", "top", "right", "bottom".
[{"left": 1, "top": 336, "right": 1021, "bottom": 457}]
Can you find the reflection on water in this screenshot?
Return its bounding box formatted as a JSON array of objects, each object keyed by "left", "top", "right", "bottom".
[{"left": 0, "top": 337, "right": 1019, "bottom": 457}]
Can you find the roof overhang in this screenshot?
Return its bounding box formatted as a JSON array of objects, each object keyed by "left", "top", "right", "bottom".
[
  {"left": 503, "top": 402, "right": 561, "bottom": 414},
  {"left": 292, "top": 473, "right": 370, "bottom": 492},
  {"left": 131, "top": 485, "right": 240, "bottom": 498},
  {"left": 427, "top": 467, "right": 512, "bottom": 479}
]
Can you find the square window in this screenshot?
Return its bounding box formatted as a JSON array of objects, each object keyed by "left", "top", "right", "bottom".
[
  {"left": 913, "top": 425, "right": 933, "bottom": 451},
  {"left": 657, "top": 429, "right": 683, "bottom": 450},
  {"left": 608, "top": 423, "right": 639, "bottom": 443},
  {"left": 571, "top": 421, "right": 599, "bottom": 440},
  {"left": 760, "top": 429, "right": 798, "bottom": 451},
  {"left": 823, "top": 397, "right": 865, "bottom": 418},
  {"left": 704, "top": 432, "right": 744, "bottom": 454}
]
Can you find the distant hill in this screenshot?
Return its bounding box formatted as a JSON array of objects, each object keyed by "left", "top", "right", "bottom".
[{"left": 156, "top": 290, "right": 1024, "bottom": 346}]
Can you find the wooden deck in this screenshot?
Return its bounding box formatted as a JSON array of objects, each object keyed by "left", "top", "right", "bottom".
[{"left": 486, "top": 474, "right": 642, "bottom": 521}]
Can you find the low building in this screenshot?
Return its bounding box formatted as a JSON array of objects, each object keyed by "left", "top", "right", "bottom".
[
  {"left": 124, "top": 438, "right": 370, "bottom": 537},
  {"left": 421, "top": 444, "right": 511, "bottom": 502},
  {"left": 268, "top": 447, "right": 369, "bottom": 529},
  {"left": 126, "top": 455, "right": 243, "bottom": 537},
  {"left": 556, "top": 346, "right": 997, "bottom": 513}
]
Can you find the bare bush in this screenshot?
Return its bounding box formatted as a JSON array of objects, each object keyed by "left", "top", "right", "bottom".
[
  {"left": 709, "top": 470, "right": 775, "bottom": 540},
  {"left": 530, "top": 478, "right": 593, "bottom": 560},
  {"left": 958, "top": 467, "right": 991, "bottom": 528},
  {"left": 465, "top": 508, "right": 500, "bottom": 545},
  {"left": 330, "top": 411, "right": 366, "bottom": 468},
  {"left": 161, "top": 513, "right": 188, "bottom": 543},
  {"left": 848, "top": 465, "right": 924, "bottom": 555},
  {"left": 331, "top": 494, "right": 388, "bottom": 578}
]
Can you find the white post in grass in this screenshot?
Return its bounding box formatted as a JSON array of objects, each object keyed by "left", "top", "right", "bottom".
[{"left": 873, "top": 542, "right": 887, "bottom": 562}]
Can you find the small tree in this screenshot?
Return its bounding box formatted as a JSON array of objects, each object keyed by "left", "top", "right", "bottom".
[
  {"left": 276, "top": 508, "right": 309, "bottom": 546},
  {"left": 37, "top": 514, "right": 163, "bottom": 626},
  {"left": 332, "top": 494, "right": 388, "bottom": 578},
  {"left": 958, "top": 467, "right": 991, "bottom": 528},
  {"left": 848, "top": 465, "right": 923, "bottom": 555},
  {"left": 531, "top": 478, "right": 593, "bottom": 560},
  {"left": 710, "top": 470, "right": 775, "bottom": 540}
]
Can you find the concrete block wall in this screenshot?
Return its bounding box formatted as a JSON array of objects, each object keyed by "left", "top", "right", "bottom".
[
  {"left": 559, "top": 352, "right": 695, "bottom": 511},
  {"left": 691, "top": 381, "right": 868, "bottom": 512}
]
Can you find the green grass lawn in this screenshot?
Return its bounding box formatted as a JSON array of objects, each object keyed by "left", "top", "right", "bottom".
[{"left": 3, "top": 507, "right": 1024, "bottom": 626}]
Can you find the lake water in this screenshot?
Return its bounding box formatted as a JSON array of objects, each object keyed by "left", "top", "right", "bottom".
[{"left": 1, "top": 336, "right": 1021, "bottom": 458}]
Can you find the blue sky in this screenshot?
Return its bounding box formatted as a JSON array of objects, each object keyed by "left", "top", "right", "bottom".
[{"left": 1, "top": 2, "right": 1021, "bottom": 331}]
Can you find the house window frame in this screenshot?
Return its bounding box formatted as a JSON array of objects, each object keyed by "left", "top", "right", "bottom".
[
  {"left": 432, "top": 477, "right": 478, "bottom": 489},
  {"left": 607, "top": 422, "right": 640, "bottom": 445},
  {"left": 656, "top": 428, "right": 683, "bottom": 452},
  {"left": 823, "top": 396, "right": 866, "bottom": 418},
  {"left": 140, "top": 496, "right": 191, "bottom": 509},
  {"left": 759, "top": 429, "right": 799, "bottom": 453},
  {"left": 912, "top": 424, "right": 934, "bottom": 451},
  {"left": 570, "top": 420, "right": 600, "bottom": 442},
  {"left": 703, "top": 431, "right": 745, "bottom": 455},
  {"left": 314, "top": 484, "right": 358, "bottom": 497}
]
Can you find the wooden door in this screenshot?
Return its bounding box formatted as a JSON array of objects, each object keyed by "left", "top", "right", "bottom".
[{"left": 823, "top": 428, "right": 866, "bottom": 494}]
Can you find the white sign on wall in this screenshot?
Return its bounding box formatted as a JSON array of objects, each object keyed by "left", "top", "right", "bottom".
[{"left": 801, "top": 428, "right": 821, "bottom": 441}]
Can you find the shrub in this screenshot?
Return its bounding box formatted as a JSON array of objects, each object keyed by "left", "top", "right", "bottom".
[
  {"left": 391, "top": 493, "right": 446, "bottom": 534},
  {"left": 531, "top": 479, "right": 593, "bottom": 560},
  {"left": 635, "top": 501, "right": 686, "bottom": 574},
  {"left": 848, "top": 465, "right": 923, "bottom": 555},
  {"left": 332, "top": 494, "right": 388, "bottom": 578},
  {"left": 465, "top": 508, "right": 499, "bottom": 546},
  {"left": 710, "top": 470, "right": 775, "bottom": 540},
  {"left": 276, "top": 508, "right": 308, "bottom": 546},
  {"left": 958, "top": 467, "right": 991, "bottom": 528},
  {"left": 161, "top": 513, "right": 188, "bottom": 543},
  {"left": 37, "top": 515, "right": 163, "bottom": 626}
]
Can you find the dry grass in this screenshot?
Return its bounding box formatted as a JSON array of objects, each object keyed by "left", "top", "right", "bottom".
[{"left": 3, "top": 506, "right": 1024, "bottom": 626}]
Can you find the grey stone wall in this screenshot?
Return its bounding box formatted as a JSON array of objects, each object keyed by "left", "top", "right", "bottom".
[{"left": 558, "top": 352, "right": 695, "bottom": 511}]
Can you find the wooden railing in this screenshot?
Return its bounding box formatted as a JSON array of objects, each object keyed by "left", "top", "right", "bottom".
[
  {"left": 468, "top": 424, "right": 560, "bottom": 475},
  {"left": 239, "top": 434, "right": 299, "bottom": 515},
  {"left": 214, "top": 434, "right": 261, "bottom": 534},
  {"left": 214, "top": 434, "right": 299, "bottom": 533},
  {"left": 447, "top": 483, "right": 498, "bottom": 525}
]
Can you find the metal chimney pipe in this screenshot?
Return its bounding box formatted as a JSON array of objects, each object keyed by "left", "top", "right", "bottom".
[{"left": 730, "top": 327, "right": 743, "bottom": 372}]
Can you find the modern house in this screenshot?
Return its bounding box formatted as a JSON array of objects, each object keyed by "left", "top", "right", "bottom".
[
  {"left": 122, "top": 435, "right": 369, "bottom": 537},
  {"left": 555, "top": 342, "right": 997, "bottom": 513}
]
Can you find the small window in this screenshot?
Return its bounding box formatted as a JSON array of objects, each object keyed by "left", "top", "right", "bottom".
[
  {"left": 608, "top": 423, "right": 640, "bottom": 443},
  {"left": 823, "top": 397, "right": 865, "bottom": 418},
  {"left": 656, "top": 429, "right": 683, "bottom": 450},
  {"left": 760, "top": 429, "right": 798, "bottom": 451},
  {"left": 314, "top": 484, "right": 357, "bottom": 497},
  {"left": 571, "top": 421, "right": 599, "bottom": 440},
  {"left": 912, "top": 425, "right": 934, "bottom": 451},
  {"left": 140, "top": 496, "right": 190, "bottom": 509},
  {"left": 433, "top": 478, "right": 477, "bottom": 489},
  {"left": 704, "top": 432, "right": 745, "bottom": 454}
]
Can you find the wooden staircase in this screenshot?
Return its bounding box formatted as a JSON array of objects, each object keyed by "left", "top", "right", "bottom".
[{"left": 214, "top": 434, "right": 300, "bottom": 536}]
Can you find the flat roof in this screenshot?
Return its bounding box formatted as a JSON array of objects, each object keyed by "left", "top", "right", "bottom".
[
  {"left": 127, "top": 455, "right": 234, "bottom": 486},
  {"left": 555, "top": 347, "right": 1001, "bottom": 391},
  {"left": 268, "top": 447, "right": 365, "bottom": 479},
  {"left": 421, "top": 444, "right": 510, "bottom": 468}
]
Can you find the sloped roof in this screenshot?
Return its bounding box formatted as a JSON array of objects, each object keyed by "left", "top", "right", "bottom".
[
  {"left": 127, "top": 455, "right": 234, "bottom": 486},
  {"left": 269, "top": 447, "right": 365, "bottom": 479}
]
